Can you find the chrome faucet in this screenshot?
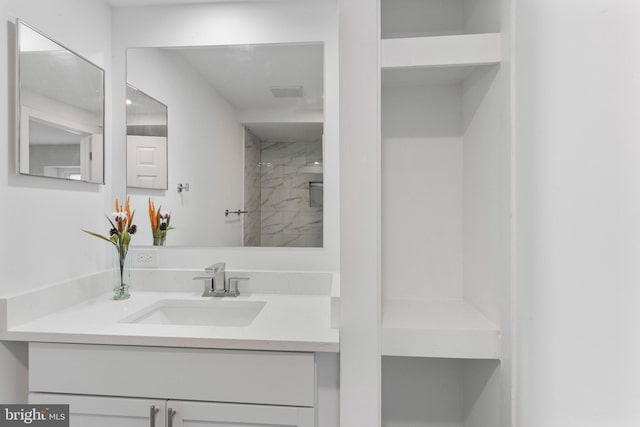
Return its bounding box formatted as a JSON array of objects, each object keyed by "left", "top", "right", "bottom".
[
  {"left": 193, "top": 263, "right": 248, "bottom": 297},
  {"left": 194, "top": 262, "right": 227, "bottom": 297}
]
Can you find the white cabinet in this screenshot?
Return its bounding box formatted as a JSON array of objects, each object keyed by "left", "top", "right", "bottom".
[
  {"left": 28, "top": 343, "right": 320, "bottom": 427},
  {"left": 28, "top": 394, "right": 314, "bottom": 427},
  {"left": 28, "top": 394, "right": 166, "bottom": 427},
  {"left": 169, "top": 400, "right": 314, "bottom": 427}
]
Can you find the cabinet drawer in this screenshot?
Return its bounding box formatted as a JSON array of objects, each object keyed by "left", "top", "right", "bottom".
[{"left": 29, "top": 343, "right": 316, "bottom": 407}]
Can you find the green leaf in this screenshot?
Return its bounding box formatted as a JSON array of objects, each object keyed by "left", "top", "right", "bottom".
[
  {"left": 121, "top": 231, "right": 131, "bottom": 246},
  {"left": 82, "top": 229, "right": 116, "bottom": 245}
]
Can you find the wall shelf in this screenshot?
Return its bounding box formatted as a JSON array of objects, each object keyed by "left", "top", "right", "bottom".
[
  {"left": 381, "top": 33, "right": 501, "bottom": 70},
  {"left": 382, "top": 299, "right": 500, "bottom": 359},
  {"left": 379, "top": 0, "right": 508, "bottom": 424}
]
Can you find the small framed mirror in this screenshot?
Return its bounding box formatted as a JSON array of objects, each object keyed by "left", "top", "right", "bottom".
[
  {"left": 126, "top": 84, "right": 168, "bottom": 190},
  {"left": 17, "top": 20, "right": 105, "bottom": 183}
]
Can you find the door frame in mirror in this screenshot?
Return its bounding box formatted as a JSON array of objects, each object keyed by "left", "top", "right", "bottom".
[
  {"left": 126, "top": 83, "right": 169, "bottom": 190},
  {"left": 19, "top": 106, "right": 104, "bottom": 183}
]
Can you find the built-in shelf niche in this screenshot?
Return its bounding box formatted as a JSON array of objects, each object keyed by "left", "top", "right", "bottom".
[
  {"left": 380, "top": 0, "right": 508, "bottom": 424},
  {"left": 381, "top": 0, "right": 501, "bottom": 39},
  {"left": 382, "top": 357, "right": 501, "bottom": 427},
  {"left": 381, "top": 62, "right": 507, "bottom": 360}
]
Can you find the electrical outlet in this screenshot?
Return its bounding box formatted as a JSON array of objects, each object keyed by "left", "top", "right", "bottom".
[{"left": 131, "top": 249, "right": 158, "bottom": 268}]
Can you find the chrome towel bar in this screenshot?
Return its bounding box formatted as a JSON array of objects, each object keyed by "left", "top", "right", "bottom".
[{"left": 225, "top": 209, "right": 249, "bottom": 216}]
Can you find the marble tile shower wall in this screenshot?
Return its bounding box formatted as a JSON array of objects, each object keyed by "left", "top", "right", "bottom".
[
  {"left": 260, "top": 140, "right": 323, "bottom": 247},
  {"left": 243, "top": 129, "right": 262, "bottom": 246}
]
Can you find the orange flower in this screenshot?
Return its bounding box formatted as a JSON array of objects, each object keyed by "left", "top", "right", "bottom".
[
  {"left": 83, "top": 197, "right": 137, "bottom": 248},
  {"left": 125, "top": 196, "right": 133, "bottom": 229},
  {"left": 114, "top": 198, "right": 123, "bottom": 232},
  {"left": 148, "top": 198, "right": 158, "bottom": 231},
  {"left": 113, "top": 196, "right": 135, "bottom": 232}
]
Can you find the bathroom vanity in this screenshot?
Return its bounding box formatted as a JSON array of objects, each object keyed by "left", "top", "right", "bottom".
[
  {"left": 29, "top": 344, "right": 317, "bottom": 426},
  {"left": 0, "top": 269, "right": 340, "bottom": 427}
]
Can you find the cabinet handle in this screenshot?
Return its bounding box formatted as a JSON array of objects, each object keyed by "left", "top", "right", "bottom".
[
  {"left": 167, "top": 408, "right": 176, "bottom": 427},
  {"left": 149, "top": 405, "right": 159, "bottom": 427}
]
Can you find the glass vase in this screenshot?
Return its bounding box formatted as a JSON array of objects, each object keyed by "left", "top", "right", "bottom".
[{"left": 113, "top": 244, "right": 131, "bottom": 300}]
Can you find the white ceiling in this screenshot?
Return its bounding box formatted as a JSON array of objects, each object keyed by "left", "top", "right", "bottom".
[
  {"left": 29, "top": 120, "right": 85, "bottom": 145},
  {"left": 131, "top": 42, "right": 324, "bottom": 142},
  {"left": 245, "top": 122, "right": 323, "bottom": 143},
  {"left": 126, "top": 84, "right": 167, "bottom": 116},
  {"left": 165, "top": 43, "right": 323, "bottom": 113},
  {"left": 19, "top": 22, "right": 103, "bottom": 114},
  {"left": 20, "top": 51, "right": 104, "bottom": 114}
]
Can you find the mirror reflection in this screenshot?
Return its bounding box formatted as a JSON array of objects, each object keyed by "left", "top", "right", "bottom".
[
  {"left": 126, "top": 43, "right": 324, "bottom": 248},
  {"left": 17, "top": 20, "right": 105, "bottom": 183},
  {"left": 126, "top": 84, "right": 168, "bottom": 190}
]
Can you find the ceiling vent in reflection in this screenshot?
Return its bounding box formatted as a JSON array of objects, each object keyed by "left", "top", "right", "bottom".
[{"left": 270, "top": 86, "right": 305, "bottom": 98}]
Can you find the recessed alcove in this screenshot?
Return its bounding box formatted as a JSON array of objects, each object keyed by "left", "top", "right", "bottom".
[{"left": 380, "top": 0, "right": 509, "bottom": 425}]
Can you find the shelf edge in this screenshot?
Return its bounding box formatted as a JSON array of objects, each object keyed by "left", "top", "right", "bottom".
[
  {"left": 381, "top": 33, "right": 501, "bottom": 69},
  {"left": 382, "top": 327, "right": 501, "bottom": 359}
]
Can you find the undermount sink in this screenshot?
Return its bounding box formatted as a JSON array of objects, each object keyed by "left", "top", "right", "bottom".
[{"left": 121, "top": 299, "right": 266, "bottom": 327}]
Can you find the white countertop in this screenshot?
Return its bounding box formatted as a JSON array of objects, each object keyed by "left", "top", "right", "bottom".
[{"left": 0, "top": 270, "right": 340, "bottom": 353}]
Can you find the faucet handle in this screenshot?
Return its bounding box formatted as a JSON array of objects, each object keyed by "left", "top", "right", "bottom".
[
  {"left": 205, "top": 262, "right": 225, "bottom": 273},
  {"left": 193, "top": 275, "right": 217, "bottom": 297},
  {"left": 226, "top": 277, "right": 249, "bottom": 297}
]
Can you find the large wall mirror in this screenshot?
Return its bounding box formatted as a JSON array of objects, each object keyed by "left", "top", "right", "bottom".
[
  {"left": 126, "top": 43, "right": 324, "bottom": 248},
  {"left": 17, "top": 20, "right": 105, "bottom": 183}
]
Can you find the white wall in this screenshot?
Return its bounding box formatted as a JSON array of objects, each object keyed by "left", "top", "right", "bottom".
[
  {"left": 127, "top": 47, "right": 244, "bottom": 246},
  {"left": 515, "top": 1, "right": 640, "bottom": 426},
  {"left": 112, "top": 0, "right": 339, "bottom": 271},
  {"left": 462, "top": 65, "right": 506, "bottom": 326},
  {"left": 338, "top": 0, "right": 380, "bottom": 426},
  {"left": 381, "top": 66, "right": 507, "bottom": 324},
  {"left": 380, "top": 0, "right": 501, "bottom": 39},
  {"left": 1, "top": 0, "right": 112, "bottom": 294},
  {"left": 0, "top": 0, "right": 112, "bottom": 403},
  {"left": 382, "top": 84, "right": 464, "bottom": 302}
]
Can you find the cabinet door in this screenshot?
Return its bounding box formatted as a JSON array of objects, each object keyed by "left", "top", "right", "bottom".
[
  {"left": 168, "top": 400, "right": 314, "bottom": 427},
  {"left": 29, "top": 393, "right": 166, "bottom": 427}
]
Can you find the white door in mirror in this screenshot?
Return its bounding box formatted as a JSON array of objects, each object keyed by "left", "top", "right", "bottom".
[{"left": 127, "top": 135, "right": 167, "bottom": 189}]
